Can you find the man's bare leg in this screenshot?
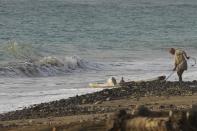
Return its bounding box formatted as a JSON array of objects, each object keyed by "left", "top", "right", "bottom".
[{"left": 177, "top": 69, "right": 184, "bottom": 82}]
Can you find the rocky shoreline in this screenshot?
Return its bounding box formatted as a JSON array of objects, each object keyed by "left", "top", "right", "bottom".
[{"left": 1, "top": 81, "right": 197, "bottom": 121}]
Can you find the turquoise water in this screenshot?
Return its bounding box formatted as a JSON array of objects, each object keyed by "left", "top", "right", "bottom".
[
  {"left": 0, "top": 0, "right": 197, "bottom": 112},
  {"left": 1, "top": 0, "right": 197, "bottom": 60}
]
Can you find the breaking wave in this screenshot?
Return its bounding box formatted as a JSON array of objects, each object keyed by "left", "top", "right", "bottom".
[
  {"left": 0, "top": 56, "right": 102, "bottom": 77},
  {"left": 0, "top": 41, "right": 102, "bottom": 77}
]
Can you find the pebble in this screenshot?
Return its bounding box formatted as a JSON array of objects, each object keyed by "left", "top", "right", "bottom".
[
  {"left": 1, "top": 81, "right": 197, "bottom": 121},
  {"left": 94, "top": 101, "right": 102, "bottom": 105},
  {"left": 106, "top": 97, "right": 111, "bottom": 101},
  {"left": 28, "top": 120, "right": 33, "bottom": 123}
]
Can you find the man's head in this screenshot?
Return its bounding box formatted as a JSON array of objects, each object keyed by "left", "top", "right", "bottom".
[{"left": 169, "top": 48, "right": 175, "bottom": 55}]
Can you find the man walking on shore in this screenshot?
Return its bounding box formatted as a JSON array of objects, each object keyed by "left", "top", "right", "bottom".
[{"left": 169, "top": 48, "right": 190, "bottom": 82}]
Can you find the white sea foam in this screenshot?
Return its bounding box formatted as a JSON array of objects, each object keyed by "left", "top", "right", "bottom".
[
  {"left": 0, "top": 57, "right": 197, "bottom": 113},
  {"left": 0, "top": 55, "right": 102, "bottom": 77},
  {"left": 1, "top": 0, "right": 197, "bottom": 113},
  {"left": 0, "top": 88, "right": 103, "bottom": 113}
]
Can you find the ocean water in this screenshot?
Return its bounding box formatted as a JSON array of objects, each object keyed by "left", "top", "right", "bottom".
[{"left": 0, "top": 0, "right": 197, "bottom": 113}]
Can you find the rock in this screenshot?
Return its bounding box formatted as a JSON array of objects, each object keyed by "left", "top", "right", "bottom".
[
  {"left": 43, "top": 122, "right": 48, "bottom": 125},
  {"left": 159, "top": 105, "right": 165, "bottom": 109},
  {"left": 106, "top": 97, "right": 111, "bottom": 101},
  {"left": 28, "top": 120, "right": 33, "bottom": 123},
  {"left": 82, "top": 99, "right": 86, "bottom": 104},
  {"left": 94, "top": 101, "right": 102, "bottom": 105},
  {"left": 169, "top": 104, "right": 176, "bottom": 109},
  {"left": 101, "top": 108, "right": 106, "bottom": 112},
  {"left": 52, "top": 127, "right": 56, "bottom": 131},
  {"left": 0, "top": 124, "right": 3, "bottom": 128},
  {"left": 192, "top": 104, "right": 197, "bottom": 111},
  {"left": 79, "top": 119, "right": 84, "bottom": 123},
  {"left": 1, "top": 81, "right": 197, "bottom": 121},
  {"left": 135, "top": 105, "right": 151, "bottom": 116}
]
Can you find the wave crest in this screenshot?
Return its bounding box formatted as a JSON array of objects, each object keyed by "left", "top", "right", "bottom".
[{"left": 0, "top": 56, "right": 101, "bottom": 77}]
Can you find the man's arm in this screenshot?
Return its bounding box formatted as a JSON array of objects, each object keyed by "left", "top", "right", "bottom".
[
  {"left": 173, "top": 63, "right": 177, "bottom": 71},
  {"left": 183, "top": 51, "right": 190, "bottom": 59}
]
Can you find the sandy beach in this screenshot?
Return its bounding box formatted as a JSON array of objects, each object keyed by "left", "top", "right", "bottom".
[{"left": 1, "top": 80, "right": 197, "bottom": 131}]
